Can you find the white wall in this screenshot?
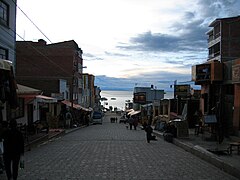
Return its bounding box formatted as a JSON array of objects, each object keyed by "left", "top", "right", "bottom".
[{"left": 59, "top": 79, "right": 68, "bottom": 100}]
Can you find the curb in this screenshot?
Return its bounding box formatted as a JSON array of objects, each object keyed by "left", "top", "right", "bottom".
[
  {"left": 153, "top": 130, "right": 240, "bottom": 179},
  {"left": 25, "top": 125, "right": 88, "bottom": 151},
  {"left": 24, "top": 134, "right": 49, "bottom": 151}
]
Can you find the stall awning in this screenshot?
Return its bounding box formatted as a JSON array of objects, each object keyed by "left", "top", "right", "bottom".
[
  {"left": 17, "top": 84, "right": 42, "bottom": 94},
  {"left": 0, "top": 59, "right": 12, "bottom": 71},
  {"left": 61, "top": 100, "right": 92, "bottom": 112},
  {"left": 128, "top": 110, "right": 141, "bottom": 116},
  {"left": 36, "top": 95, "right": 57, "bottom": 103},
  {"left": 126, "top": 109, "right": 134, "bottom": 113},
  {"left": 141, "top": 103, "right": 153, "bottom": 108}
]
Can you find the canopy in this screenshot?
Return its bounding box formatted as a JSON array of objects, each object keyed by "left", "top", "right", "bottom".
[
  {"left": 36, "top": 95, "right": 57, "bottom": 103},
  {"left": 128, "top": 110, "right": 141, "bottom": 116},
  {"left": 0, "top": 59, "right": 12, "bottom": 71},
  {"left": 61, "top": 100, "right": 92, "bottom": 112},
  {"left": 141, "top": 103, "right": 153, "bottom": 108}
]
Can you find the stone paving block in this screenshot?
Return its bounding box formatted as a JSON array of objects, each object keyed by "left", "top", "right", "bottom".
[{"left": 0, "top": 113, "right": 238, "bottom": 180}]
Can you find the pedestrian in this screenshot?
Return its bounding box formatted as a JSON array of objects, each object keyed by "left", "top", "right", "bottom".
[
  {"left": 145, "top": 123, "right": 156, "bottom": 143},
  {"left": 128, "top": 116, "right": 134, "bottom": 130},
  {"left": 65, "top": 110, "right": 72, "bottom": 128},
  {"left": 133, "top": 116, "right": 138, "bottom": 130},
  {"left": 141, "top": 121, "right": 147, "bottom": 130},
  {"left": 2, "top": 119, "right": 24, "bottom": 180}
]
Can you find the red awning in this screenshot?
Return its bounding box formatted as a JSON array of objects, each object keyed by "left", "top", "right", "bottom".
[
  {"left": 61, "top": 100, "right": 92, "bottom": 112},
  {"left": 18, "top": 94, "right": 38, "bottom": 98},
  {"left": 36, "top": 95, "right": 57, "bottom": 103}
]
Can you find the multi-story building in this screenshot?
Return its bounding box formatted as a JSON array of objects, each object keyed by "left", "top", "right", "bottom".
[
  {"left": 133, "top": 86, "right": 165, "bottom": 124},
  {"left": 82, "top": 73, "right": 96, "bottom": 109},
  {"left": 192, "top": 16, "right": 240, "bottom": 136},
  {"left": 0, "top": 0, "right": 18, "bottom": 122},
  {"left": 16, "top": 39, "right": 84, "bottom": 104},
  {"left": 94, "top": 86, "right": 101, "bottom": 112},
  {"left": 0, "top": 0, "right": 17, "bottom": 66}
]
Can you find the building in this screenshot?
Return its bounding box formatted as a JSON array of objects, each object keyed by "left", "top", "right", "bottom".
[
  {"left": 16, "top": 39, "right": 85, "bottom": 104},
  {"left": 15, "top": 39, "right": 94, "bottom": 127},
  {"left": 192, "top": 16, "right": 240, "bottom": 137},
  {"left": 94, "top": 86, "right": 101, "bottom": 112},
  {"left": 82, "top": 73, "right": 95, "bottom": 109},
  {"left": 0, "top": 0, "right": 17, "bottom": 66},
  {"left": 16, "top": 84, "right": 58, "bottom": 129},
  {"left": 0, "top": 0, "right": 18, "bottom": 122},
  {"left": 133, "top": 86, "right": 165, "bottom": 124}
]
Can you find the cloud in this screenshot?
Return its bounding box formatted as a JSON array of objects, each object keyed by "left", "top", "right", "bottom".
[
  {"left": 117, "top": 31, "right": 181, "bottom": 52},
  {"left": 117, "top": 22, "right": 208, "bottom": 53},
  {"left": 198, "top": 0, "right": 240, "bottom": 18},
  {"left": 117, "top": 0, "right": 240, "bottom": 55},
  {"left": 83, "top": 53, "right": 104, "bottom": 61},
  {"left": 104, "top": 51, "right": 131, "bottom": 57}
]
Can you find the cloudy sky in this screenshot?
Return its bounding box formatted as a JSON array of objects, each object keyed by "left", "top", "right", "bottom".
[{"left": 16, "top": 0, "right": 240, "bottom": 91}]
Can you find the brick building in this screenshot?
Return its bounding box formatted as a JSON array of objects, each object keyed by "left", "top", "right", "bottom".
[
  {"left": 192, "top": 16, "right": 240, "bottom": 137},
  {"left": 16, "top": 39, "right": 84, "bottom": 104},
  {"left": 82, "top": 73, "right": 98, "bottom": 110}
]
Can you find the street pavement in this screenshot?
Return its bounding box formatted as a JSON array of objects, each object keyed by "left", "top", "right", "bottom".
[{"left": 0, "top": 112, "right": 238, "bottom": 180}]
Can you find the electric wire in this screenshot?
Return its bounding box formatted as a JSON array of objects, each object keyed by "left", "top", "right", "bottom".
[
  {"left": 12, "top": 0, "right": 52, "bottom": 43},
  {"left": 2, "top": 26, "right": 71, "bottom": 76},
  {"left": 8, "top": 0, "right": 135, "bottom": 89}
]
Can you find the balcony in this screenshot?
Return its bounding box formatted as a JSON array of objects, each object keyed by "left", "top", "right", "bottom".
[
  {"left": 208, "top": 51, "right": 220, "bottom": 61},
  {"left": 208, "top": 34, "right": 221, "bottom": 48},
  {"left": 192, "top": 61, "right": 223, "bottom": 84}
]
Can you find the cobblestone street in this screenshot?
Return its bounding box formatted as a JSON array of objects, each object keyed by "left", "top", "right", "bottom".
[{"left": 1, "top": 113, "right": 237, "bottom": 180}]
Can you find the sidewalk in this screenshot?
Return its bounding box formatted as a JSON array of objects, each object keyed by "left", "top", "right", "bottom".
[
  {"left": 153, "top": 128, "right": 240, "bottom": 179},
  {"left": 24, "top": 126, "right": 87, "bottom": 151}
]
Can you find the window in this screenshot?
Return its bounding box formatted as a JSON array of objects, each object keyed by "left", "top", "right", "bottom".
[
  {"left": 0, "top": 47, "right": 8, "bottom": 59},
  {"left": 0, "top": 0, "right": 9, "bottom": 26}
]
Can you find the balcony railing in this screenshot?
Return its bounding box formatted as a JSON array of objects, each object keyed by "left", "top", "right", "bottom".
[
  {"left": 208, "top": 51, "right": 220, "bottom": 59},
  {"left": 208, "top": 32, "right": 221, "bottom": 42}
]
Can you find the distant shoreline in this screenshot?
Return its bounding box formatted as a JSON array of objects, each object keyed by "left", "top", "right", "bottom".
[{"left": 101, "top": 89, "right": 174, "bottom": 92}]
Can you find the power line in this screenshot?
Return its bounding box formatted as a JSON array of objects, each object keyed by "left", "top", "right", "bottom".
[
  {"left": 4, "top": 26, "right": 71, "bottom": 76},
  {"left": 12, "top": 0, "right": 52, "bottom": 43}
]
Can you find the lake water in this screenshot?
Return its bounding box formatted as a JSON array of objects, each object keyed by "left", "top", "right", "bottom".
[{"left": 101, "top": 90, "right": 174, "bottom": 111}]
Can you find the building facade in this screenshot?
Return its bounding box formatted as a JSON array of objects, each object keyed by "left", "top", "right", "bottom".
[
  {"left": 0, "top": 0, "right": 17, "bottom": 66},
  {"left": 0, "top": 0, "right": 18, "bottom": 122},
  {"left": 133, "top": 86, "right": 165, "bottom": 124},
  {"left": 192, "top": 16, "right": 240, "bottom": 136},
  {"left": 82, "top": 73, "right": 97, "bottom": 110},
  {"left": 16, "top": 39, "right": 84, "bottom": 104}
]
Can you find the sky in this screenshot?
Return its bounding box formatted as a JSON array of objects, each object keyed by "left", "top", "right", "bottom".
[{"left": 16, "top": 0, "right": 240, "bottom": 91}]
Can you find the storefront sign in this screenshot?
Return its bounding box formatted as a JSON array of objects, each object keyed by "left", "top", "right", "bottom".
[
  {"left": 133, "top": 92, "right": 146, "bottom": 104},
  {"left": 174, "top": 85, "right": 190, "bottom": 97}
]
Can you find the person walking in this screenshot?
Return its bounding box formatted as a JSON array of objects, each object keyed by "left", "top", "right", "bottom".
[
  {"left": 128, "top": 116, "right": 134, "bottom": 130},
  {"left": 3, "top": 119, "right": 24, "bottom": 180},
  {"left": 145, "top": 123, "right": 156, "bottom": 143},
  {"left": 133, "top": 116, "right": 138, "bottom": 130}
]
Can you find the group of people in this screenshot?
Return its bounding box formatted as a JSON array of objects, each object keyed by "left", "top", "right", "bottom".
[
  {"left": 127, "top": 116, "right": 138, "bottom": 130},
  {"left": 0, "top": 119, "right": 24, "bottom": 180}
]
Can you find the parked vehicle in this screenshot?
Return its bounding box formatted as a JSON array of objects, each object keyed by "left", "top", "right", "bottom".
[{"left": 91, "top": 111, "right": 103, "bottom": 125}]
